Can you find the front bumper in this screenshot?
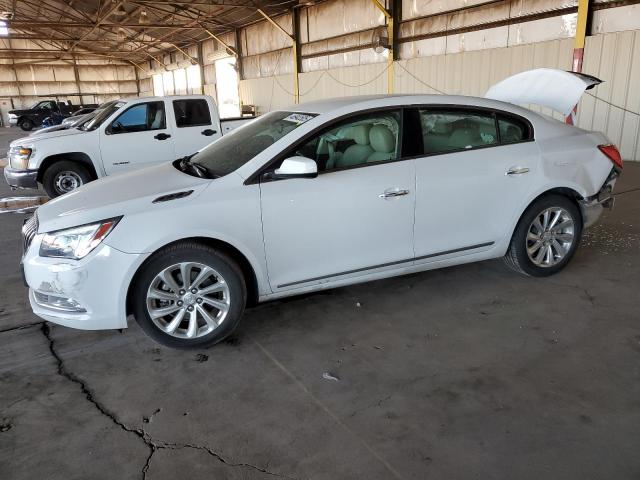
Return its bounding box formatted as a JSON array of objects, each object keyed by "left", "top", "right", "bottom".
[
  {"left": 8, "top": 117, "right": 18, "bottom": 126},
  {"left": 23, "top": 238, "right": 147, "bottom": 330},
  {"left": 4, "top": 167, "right": 39, "bottom": 189}
]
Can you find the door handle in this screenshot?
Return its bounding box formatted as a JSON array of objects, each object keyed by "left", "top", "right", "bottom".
[
  {"left": 154, "top": 133, "right": 171, "bottom": 140},
  {"left": 201, "top": 129, "right": 217, "bottom": 136},
  {"left": 506, "top": 166, "right": 530, "bottom": 176},
  {"left": 379, "top": 189, "right": 410, "bottom": 199}
]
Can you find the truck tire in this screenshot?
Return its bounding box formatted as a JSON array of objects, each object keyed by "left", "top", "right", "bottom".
[
  {"left": 19, "top": 118, "right": 34, "bottom": 131},
  {"left": 42, "top": 161, "right": 93, "bottom": 198}
]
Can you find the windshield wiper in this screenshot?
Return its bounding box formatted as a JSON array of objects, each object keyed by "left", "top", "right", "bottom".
[{"left": 177, "top": 154, "right": 217, "bottom": 179}]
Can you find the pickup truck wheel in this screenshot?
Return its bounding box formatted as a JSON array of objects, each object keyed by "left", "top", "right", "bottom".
[
  {"left": 19, "top": 118, "right": 34, "bottom": 131},
  {"left": 42, "top": 161, "right": 92, "bottom": 197},
  {"left": 504, "top": 194, "right": 582, "bottom": 277},
  {"left": 131, "top": 242, "right": 247, "bottom": 349}
]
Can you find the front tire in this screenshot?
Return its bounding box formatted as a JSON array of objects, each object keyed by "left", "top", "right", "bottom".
[
  {"left": 19, "top": 118, "right": 34, "bottom": 131},
  {"left": 42, "top": 161, "right": 92, "bottom": 197},
  {"left": 131, "top": 242, "right": 247, "bottom": 349},
  {"left": 504, "top": 194, "right": 583, "bottom": 277}
]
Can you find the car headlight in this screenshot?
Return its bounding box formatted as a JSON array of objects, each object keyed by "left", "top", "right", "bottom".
[
  {"left": 9, "top": 146, "right": 33, "bottom": 169},
  {"left": 39, "top": 217, "right": 121, "bottom": 260}
]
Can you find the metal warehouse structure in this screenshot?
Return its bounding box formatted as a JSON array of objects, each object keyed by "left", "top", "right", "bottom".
[{"left": 0, "top": 0, "right": 639, "bottom": 159}]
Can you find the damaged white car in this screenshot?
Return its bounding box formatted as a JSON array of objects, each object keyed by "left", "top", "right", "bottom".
[{"left": 21, "top": 69, "right": 622, "bottom": 349}]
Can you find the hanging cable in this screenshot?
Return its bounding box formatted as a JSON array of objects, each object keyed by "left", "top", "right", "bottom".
[
  {"left": 394, "top": 61, "right": 447, "bottom": 94},
  {"left": 585, "top": 92, "right": 640, "bottom": 117}
]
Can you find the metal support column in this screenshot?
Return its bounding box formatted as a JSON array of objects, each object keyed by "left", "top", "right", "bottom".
[
  {"left": 567, "top": 0, "right": 592, "bottom": 124},
  {"left": 197, "top": 41, "right": 205, "bottom": 94},
  {"left": 257, "top": 8, "right": 299, "bottom": 103},
  {"left": 371, "top": 0, "right": 394, "bottom": 94}
]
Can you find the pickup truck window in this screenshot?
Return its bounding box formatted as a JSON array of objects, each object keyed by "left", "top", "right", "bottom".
[
  {"left": 191, "top": 111, "right": 316, "bottom": 178},
  {"left": 36, "top": 101, "right": 55, "bottom": 110},
  {"left": 173, "top": 99, "right": 211, "bottom": 127},
  {"left": 107, "top": 101, "right": 166, "bottom": 134}
]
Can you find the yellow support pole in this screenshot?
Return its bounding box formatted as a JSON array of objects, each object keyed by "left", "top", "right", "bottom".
[
  {"left": 200, "top": 25, "right": 238, "bottom": 57},
  {"left": 573, "top": 0, "right": 590, "bottom": 73},
  {"left": 370, "top": 0, "right": 394, "bottom": 94},
  {"left": 257, "top": 8, "right": 299, "bottom": 104},
  {"left": 567, "top": 0, "right": 590, "bottom": 124}
]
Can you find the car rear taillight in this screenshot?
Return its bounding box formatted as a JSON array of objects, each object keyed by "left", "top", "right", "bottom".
[{"left": 598, "top": 144, "right": 623, "bottom": 170}]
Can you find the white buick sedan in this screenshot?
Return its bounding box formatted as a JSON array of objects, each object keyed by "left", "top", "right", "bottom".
[{"left": 21, "top": 69, "right": 622, "bottom": 348}]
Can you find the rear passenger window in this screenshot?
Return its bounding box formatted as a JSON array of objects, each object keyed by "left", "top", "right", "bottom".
[
  {"left": 498, "top": 116, "right": 528, "bottom": 144},
  {"left": 173, "top": 99, "right": 211, "bottom": 128},
  {"left": 419, "top": 110, "right": 498, "bottom": 155}
]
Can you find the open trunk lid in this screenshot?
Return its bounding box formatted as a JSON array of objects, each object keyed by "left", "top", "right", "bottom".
[{"left": 485, "top": 68, "right": 602, "bottom": 116}]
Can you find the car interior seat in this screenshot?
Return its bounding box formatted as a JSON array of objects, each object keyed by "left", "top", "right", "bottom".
[
  {"left": 335, "top": 124, "right": 374, "bottom": 168},
  {"left": 423, "top": 119, "right": 452, "bottom": 154},
  {"left": 502, "top": 124, "right": 521, "bottom": 143},
  {"left": 449, "top": 122, "right": 482, "bottom": 150},
  {"left": 367, "top": 125, "right": 396, "bottom": 162},
  {"left": 150, "top": 109, "right": 164, "bottom": 130}
]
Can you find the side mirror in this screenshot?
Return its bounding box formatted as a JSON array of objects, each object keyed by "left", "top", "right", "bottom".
[{"left": 273, "top": 156, "right": 318, "bottom": 179}]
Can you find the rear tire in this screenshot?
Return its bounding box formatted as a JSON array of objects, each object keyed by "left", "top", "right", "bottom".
[
  {"left": 504, "top": 194, "right": 582, "bottom": 277},
  {"left": 131, "top": 242, "right": 247, "bottom": 349},
  {"left": 42, "top": 161, "right": 92, "bottom": 198},
  {"left": 19, "top": 118, "right": 34, "bottom": 131}
]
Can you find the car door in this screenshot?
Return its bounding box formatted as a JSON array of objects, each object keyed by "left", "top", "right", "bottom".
[
  {"left": 259, "top": 108, "right": 416, "bottom": 291},
  {"left": 170, "top": 98, "right": 222, "bottom": 157},
  {"left": 100, "top": 100, "right": 176, "bottom": 175},
  {"left": 412, "top": 107, "right": 538, "bottom": 262}
]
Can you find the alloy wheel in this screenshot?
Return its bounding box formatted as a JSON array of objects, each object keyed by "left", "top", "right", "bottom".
[
  {"left": 146, "top": 262, "right": 230, "bottom": 339},
  {"left": 526, "top": 207, "right": 575, "bottom": 267}
]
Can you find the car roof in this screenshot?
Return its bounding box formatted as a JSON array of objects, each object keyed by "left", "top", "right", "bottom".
[{"left": 288, "top": 94, "right": 536, "bottom": 116}]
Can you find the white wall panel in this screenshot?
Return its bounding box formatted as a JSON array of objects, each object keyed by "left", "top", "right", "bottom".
[
  {"left": 578, "top": 30, "right": 640, "bottom": 161},
  {"left": 239, "top": 74, "right": 296, "bottom": 113}
]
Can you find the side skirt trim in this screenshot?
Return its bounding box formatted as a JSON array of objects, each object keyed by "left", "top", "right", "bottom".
[{"left": 276, "top": 241, "right": 494, "bottom": 289}]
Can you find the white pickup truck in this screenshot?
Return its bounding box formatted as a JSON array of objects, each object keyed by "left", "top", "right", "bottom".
[{"left": 4, "top": 94, "right": 253, "bottom": 197}]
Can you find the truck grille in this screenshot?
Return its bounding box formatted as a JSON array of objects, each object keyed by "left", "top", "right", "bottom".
[{"left": 22, "top": 214, "right": 38, "bottom": 254}]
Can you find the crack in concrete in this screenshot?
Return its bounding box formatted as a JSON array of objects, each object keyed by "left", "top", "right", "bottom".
[
  {"left": 0, "top": 321, "right": 44, "bottom": 333},
  {"left": 41, "top": 323, "right": 296, "bottom": 480}
]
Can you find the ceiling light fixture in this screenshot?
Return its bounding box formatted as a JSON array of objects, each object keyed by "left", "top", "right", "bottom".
[
  {"left": 112, "top": 1, "right": 127, "bottom": 17},
  {"left": 139, "top": 8, "right": 148, "bottom": 24}
]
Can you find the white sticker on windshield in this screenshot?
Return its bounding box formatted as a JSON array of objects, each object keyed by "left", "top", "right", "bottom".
[{"left": 283, "top": 113, "right": 314, "bottom": 124}]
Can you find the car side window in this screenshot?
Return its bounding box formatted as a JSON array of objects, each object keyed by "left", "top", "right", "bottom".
[
  {"left": 419, "top": 110, "right": 498, "bottom": 155},
  {"left": 173, "top": 99, "right": 211, "bottom": 128},
  {"left": 498, "top": 116, "right": 529, "bottom": 144},
  {"left": 108, "top": 101, "right": 166, "bottom": 134},
  {"left": 292, "top": 110, "right": 402, "bottom": 172}
]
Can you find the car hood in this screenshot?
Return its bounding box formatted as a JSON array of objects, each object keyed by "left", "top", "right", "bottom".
[
  {"left": 29, "top": 125, "right": 68, "bottom": 137},
  {"left": 9, "top": 109, "right": 33, "bottom": 115},
  {"left": 36, "top": 162, "right": 211, "bottom": 233},
  {"left": 11, "top": 127, "right": 85, "bottom": 146}
]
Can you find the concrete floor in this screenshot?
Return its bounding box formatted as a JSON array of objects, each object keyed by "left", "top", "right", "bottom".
[{"left": 1, "top": 126, "right": 639, "bottom": 480}]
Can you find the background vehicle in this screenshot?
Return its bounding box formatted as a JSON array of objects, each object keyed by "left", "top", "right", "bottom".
[
  {"left": 8, "top": 100, "right": 97, "bottom": 131},
  {"left": 29, "top": 102, "right": 115, "bottom": 137},
  {"left": 70, "top": 106, "right": 97, "bottom": 117},
  {"left": 21, "top": 70, "right": 622, "bottom": 349},
  {"left": 4, "top": 95, "right": 255, "bottom": 197}
]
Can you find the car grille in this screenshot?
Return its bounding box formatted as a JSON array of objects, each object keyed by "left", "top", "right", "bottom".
[{"left": 22, "top": 214, "right": 38, "bottom": 254}]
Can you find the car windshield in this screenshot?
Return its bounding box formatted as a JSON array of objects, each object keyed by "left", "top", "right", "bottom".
[
  {"left": 190, "top": 111, "right": 316, "bottom": 178},
  {"left": 81, "top": 101, "right": 124, "bottom": 131}
]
